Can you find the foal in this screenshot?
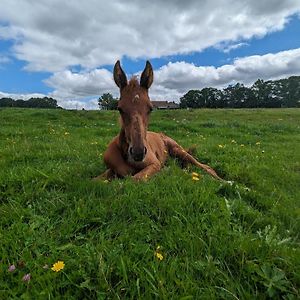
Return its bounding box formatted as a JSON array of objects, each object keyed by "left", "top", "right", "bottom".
[{"left": 97, "top": 60, "right": 223, "bottom": 181}]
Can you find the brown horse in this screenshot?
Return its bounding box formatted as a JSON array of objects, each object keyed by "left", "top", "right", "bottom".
[{"left": 96, "top": 60, "right": 223, "bottom": 181}]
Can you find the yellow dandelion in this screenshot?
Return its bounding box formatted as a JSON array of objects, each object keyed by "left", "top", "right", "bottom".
[
  {"left": 51, "top": 261, "right": 65, "bottom": 272},
  {"left": 64, "top": 132, "right": 70, "bottom": 135},
  {"left": 192, "top": 172, "right": 199, "bottom": 177},
  {"left": 255, "top": 142, "right": 261, "bottom": 145},
  {"left": 218, "top": 144, "right": 224, "bottom": 148},
  {"left": 240, "top": 144, "right": 245, "bottom": 147},
  {"left": 192, "top": 176, "right": 200, "bottom": 181},
  {"left": 155, "top": 252, "right": 164, "bottom": 261}
]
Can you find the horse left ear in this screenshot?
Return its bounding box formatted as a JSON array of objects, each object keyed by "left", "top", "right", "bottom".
[{"left": 140, "top": 61, "right": 153, "bottom": 89}]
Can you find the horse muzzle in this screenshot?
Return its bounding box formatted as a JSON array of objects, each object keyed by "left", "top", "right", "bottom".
[{"left": 129, "top": 146, "right": 147, "bottom": 162}]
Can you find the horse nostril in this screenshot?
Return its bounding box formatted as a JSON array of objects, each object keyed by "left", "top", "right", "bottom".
[{"left": 144, "top": 147, "right": 147, "bottom": 155}]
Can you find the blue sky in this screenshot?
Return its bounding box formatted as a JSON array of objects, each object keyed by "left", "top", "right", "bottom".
[{"left": 0, "top": 1, "right": 300, "bottom": 109}]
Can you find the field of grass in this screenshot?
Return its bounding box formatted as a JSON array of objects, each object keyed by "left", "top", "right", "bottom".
[{"left": 0, "top": 108, "right": 299, "bottom": 299}]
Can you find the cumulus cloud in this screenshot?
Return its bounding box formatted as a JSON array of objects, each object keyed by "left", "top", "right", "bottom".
[
  {"left": 0, "top": 0, "right": 299, "bottom": 72},
  {"left": 154, "top": 48, "right": 300, "bottom": 92},
  {"left": 41, "top": 48, "right": 300, "bottom": 107}
]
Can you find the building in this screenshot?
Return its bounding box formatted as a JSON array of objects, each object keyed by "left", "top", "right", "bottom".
[{"left": 151, "top": 101, "right": 179, "bottom": 110}]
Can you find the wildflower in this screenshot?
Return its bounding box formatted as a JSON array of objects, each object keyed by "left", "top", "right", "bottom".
[
  {"left": 8, "top": 265, "right": 16, "bottom": 272},
  {"left": 155, "top": 252, "right": 164, "bottom": 260},
  {"left": 64, "top": 132, "right": 70, "bottom": 135},
  {"left": 218, "top": 144, "right": 224, "bottom": 148},
  {"left": 255, "top": 142, "right": 261, "bottom": 145},
  {"left": 240, "top": 144, "right": 245, "bottom": 147},
  {"left": 22, "top": 274, "right": 31, "bottom": 282},
  {"left": 192, "top": 171, "right": 201, "bottom": 181},
  {"left": 155, "top": 246, "right": 164, "bottom": 261},
  {"left": 51, "top": 261, "right": 65, "bottom": 272},
  {"left": 231, "top": 140, "right": 236, "bottom": 143}
]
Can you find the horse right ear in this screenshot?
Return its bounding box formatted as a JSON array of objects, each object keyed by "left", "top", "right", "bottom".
[{"left": 113, "top": 60, "right": 127, "bottom": 89}]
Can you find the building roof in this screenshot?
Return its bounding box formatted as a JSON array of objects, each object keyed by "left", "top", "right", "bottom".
[{"left": 151, "top": 101, "right": 179, "bottom": 109}]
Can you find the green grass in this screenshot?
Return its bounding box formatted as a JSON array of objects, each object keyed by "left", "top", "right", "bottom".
[{"left": 0, "top": 108, "right": 299, "bottom": 299}]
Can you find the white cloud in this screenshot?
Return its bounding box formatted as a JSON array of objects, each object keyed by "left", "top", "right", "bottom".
[
  {"left": 0, "top": 0, "right": 299, "bottom": 72},
  {"left": 154, "top": 48, "right": 300, "bottom": 93},
  {"left": 0, "top": 91, "right": 47, "bottom": 99},
  {"left": 1, "top": 1, "right": 300, "bottom": 108},
  {"left": 40, "top": 48, "right": 300, "bottom": 106},
  {"left": 0, "top": 55, "right": 10, "bottom": 66},
  {"left": 215, "top": 42, "right": 249, "bottom": 53}
]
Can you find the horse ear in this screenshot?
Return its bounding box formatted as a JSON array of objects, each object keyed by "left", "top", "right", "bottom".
[
  {"left": 113, "top": 60, "right": 127, "bottom": 89},
  {"left": 140, "top": 61, "right": 153, "bottom": 89}
]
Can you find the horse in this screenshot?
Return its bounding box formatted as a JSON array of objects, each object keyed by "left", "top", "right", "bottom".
[{"left": 95, "top": 60, "right": 223, "bottom": 181}]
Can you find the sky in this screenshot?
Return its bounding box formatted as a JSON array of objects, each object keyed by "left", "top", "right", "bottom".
[{"left": 0, "top": 0, "right": 300, "bottom": 109}]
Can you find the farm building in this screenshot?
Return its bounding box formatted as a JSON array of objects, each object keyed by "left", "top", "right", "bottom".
[{"left": 151, "top": 101, "right": 179, "bottom": 109}]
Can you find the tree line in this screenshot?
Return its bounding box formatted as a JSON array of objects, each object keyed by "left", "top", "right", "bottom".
[
  {"left": 1, "top": 75, "right": 299, "bottom": 110},
  {"left": 179, "top": 76, "right": 300, "bottom": 108},
  {"left": 0, "top": 97, "right": 61, "bottom": 109}
]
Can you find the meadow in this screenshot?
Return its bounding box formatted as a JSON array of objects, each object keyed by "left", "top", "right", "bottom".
[{"left": 0, "top": 108, "right": 299, "bottom": 299}]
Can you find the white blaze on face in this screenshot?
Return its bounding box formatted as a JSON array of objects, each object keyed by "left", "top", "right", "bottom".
[{"left": 132, "top": 94, "right": 140, "bottom": 103}]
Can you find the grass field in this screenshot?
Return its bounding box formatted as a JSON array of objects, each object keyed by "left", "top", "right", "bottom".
[{"left": 0, "top": 108, "right": 299, "bottom": 299}]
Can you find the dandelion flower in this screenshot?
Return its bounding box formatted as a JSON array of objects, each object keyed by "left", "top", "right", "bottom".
[
  {"left": 192, "top": 176, "right": 200, "bottom": 181},
  {"left": 255, "top": 142, "right": 261, "bottom": 145},
  {"left": 8, "top": 265, "right": 16, "bottom": 272},
  {"left": 155, "top": 252, "right": 164, "bottom": 261},
  {"left": 51, "top": 261, "right": 65, "bottom": 272},
  {"left": 64, "top": 132, "right": 70, "bottom": 135},
  {"left": 22, "top": 274, "right": 31, "bottom": 282},
  {"left": 240, "top": 144, "right": 245, "bottom": 147},
  {"left": 192, "top": 172, "right": 199, "bottom": 177}
]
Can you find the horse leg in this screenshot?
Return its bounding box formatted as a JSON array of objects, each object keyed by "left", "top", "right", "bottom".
[
  {"left": 103, "top": 143, "right": 135, "bottom": 178},
  {"left": 163, "top": 135, "right": 224, "bottom": 181},
  {"left": 133, "top": 162, "right": 161, "bottom": 181},
  {"left": 92, "top": 168, "right": 116, "bottom": 181}
]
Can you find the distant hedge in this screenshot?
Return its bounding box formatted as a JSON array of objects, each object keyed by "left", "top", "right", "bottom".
[{"left": 0, "top": 97, "right": 62, "bottom": 109}]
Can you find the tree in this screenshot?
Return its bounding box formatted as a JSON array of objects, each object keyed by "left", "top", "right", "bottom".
[
  {"left": 179, "top": 90, "right": 204, "bottom": 108},
  {"left": 98, "top": 93, "right": 118, "bottom": 110},
  {"left": 0, "top": 97, "right": 59, "bottom": 108}
]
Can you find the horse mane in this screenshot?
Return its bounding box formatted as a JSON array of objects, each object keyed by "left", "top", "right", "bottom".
[{"left": 128, "top": 76, "right": 139, "bottom": 88}]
